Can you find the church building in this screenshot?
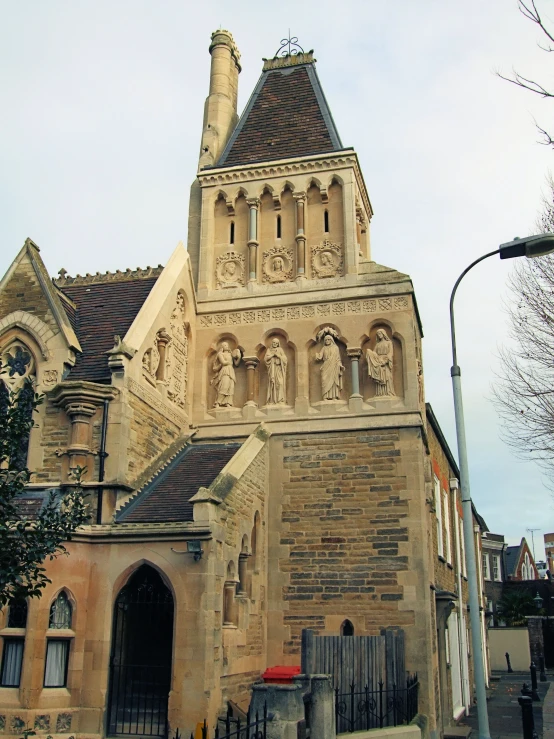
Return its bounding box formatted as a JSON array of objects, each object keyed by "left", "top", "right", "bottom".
[{"left": 0, "top": 30, "right": 483, "bottom": 739}]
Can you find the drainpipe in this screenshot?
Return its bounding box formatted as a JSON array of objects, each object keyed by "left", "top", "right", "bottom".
[{"left": 96, "top": 398, "right": 109, "bottom": 524}]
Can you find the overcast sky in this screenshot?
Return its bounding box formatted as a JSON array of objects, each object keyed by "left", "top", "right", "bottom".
[{"left": 1, "top": 1, "right": 553, "bottom": 551}]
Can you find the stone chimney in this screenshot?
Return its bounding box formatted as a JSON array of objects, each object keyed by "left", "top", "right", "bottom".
[{"left": 199, "top": 30, "right": 241, "bottom": 168}]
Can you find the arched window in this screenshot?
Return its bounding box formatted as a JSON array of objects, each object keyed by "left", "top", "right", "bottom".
[
  {"left": 324, "top": 209, "right": 330, "bottom": 233},
  {"left": 276, "top": 215, "right": 282, "bottom": 239},
  {"left": 1, "top": 340, "right": 36, "bottom": 471},
  {"left": 45, "top": 593, "right": 73, "bottom": 687},
  {"left": 230, "top": 221, "right": 235, "bottom": 245},
  {"left": 49, "top": 592, "right": 72, "bottom": 629},
  {"left": 341, "top": 619, "right": 354, "bottom": 636}
]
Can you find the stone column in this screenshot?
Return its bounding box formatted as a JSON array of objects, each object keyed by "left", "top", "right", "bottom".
[
  {"left": 66, "top": 401, "right": 97, "bottom": 468},
  {"left": 243, "top": 356, "right": 259, "bottom": 419},
  {"left": 223, "top": 580, "right": 238, "bottom": 627},
  {"left": 294, "top": 192, "right": 307, "bottom": 279},
  {"left": 238, "top": 552, "right": 250, "bottom": 596},
  {"left": 347, "top": 348, "right": 363, "bottom": 412},
  {"left": 155, "top": 330, "right": 171, "bottom": 395},
  {"left": 51, "top": 382, "right": 117, "bottom": 482},
  {"left": 247, "top": 198, "right": 260, "bottom": 282},
  {"left": 309, "top": 675, "right": 336, "bottom": 739}
]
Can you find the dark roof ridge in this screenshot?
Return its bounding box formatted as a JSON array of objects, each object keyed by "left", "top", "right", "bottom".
[{"left": 54, "top": 265, "right": 164, "bottom": 287}]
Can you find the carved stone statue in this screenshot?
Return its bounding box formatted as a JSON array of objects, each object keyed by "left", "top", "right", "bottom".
[
  {"left": 211, "top": 342, "right": 242, "bottom": 407},
  {"left": 315, "top": 334, "right": 344, "bottom": 400},
  {"left": 265, "top": 338, "right": 287, "bottom": 404},
  {"left": 366, "top": 329, "right": 395, "bottom": 397}
]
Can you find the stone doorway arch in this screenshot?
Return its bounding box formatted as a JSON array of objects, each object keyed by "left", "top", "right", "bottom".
[{"left": 107, "top": 565, "right": 174, "bottom": 737}]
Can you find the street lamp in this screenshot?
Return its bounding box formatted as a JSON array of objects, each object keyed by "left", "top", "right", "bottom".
[{"left": 449, "top": 233, "right": 554, "bottom": 739}]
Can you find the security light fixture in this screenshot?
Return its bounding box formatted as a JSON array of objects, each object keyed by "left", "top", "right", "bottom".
[
  {"left": 171, "top": 541, "right": 204, "bottom": 561},
  {"left": 186, "top": 540, "right": 204, "bottom": 561},
  {"left": 534, "top": 592, "right": 544, "bottom": 610}
]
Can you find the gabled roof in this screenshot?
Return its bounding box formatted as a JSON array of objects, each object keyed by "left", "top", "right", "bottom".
[
  {"left": 57, "top": 272, "right": 161, "bottom": 384},
  {"left": 217, "top": 54, "right": 343, "bottom": 168},
  {"left": 505, "top": 539, "right": 526, "bottom": 578},
  {"left": 117, "top": 442, "right": 242, "bottom": 523},
  {"left": 0, "top": 238, "right": 81, "bottom": 353}
]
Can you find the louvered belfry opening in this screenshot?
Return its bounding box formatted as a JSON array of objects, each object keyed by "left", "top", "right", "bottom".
[{"left": 107, "top": 565, "right": 174, "bottom": 737}]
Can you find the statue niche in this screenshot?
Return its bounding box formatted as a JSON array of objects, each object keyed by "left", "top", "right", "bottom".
[
  {"left": 309, "top": 327, "right": 350, "bottom": 404},
  {"left": 362, "top": 325, "right": 404, "bottom": 400},
  {"left": 259, "top": 334, "right": 295, "bottom": 407},
  {"left": 210, "top": 339, "right": 244, "bottom": 408}
]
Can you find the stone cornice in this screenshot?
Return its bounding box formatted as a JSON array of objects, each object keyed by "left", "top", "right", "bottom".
[
  {"left": 198, "top": 150, "right": 373, "bottom": 221},
  {"left": 72, "top": 521, "right": 212, "bottom": 543},
  {"left": 50, "top": 380, "right": 118, "bottom": 409}
]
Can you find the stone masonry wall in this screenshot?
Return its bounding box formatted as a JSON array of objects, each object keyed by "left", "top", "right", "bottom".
[
  {"left": 127, "top": 391, "right": 180, "bottom": 483},
  {"left": 0, "top": 254, "right": 60, "bottom": 336},
  {"left": 33, "top": 398, "right": 67, "bottom": 482},
  {"left": 277, "top": 429, "right": 414, "bottom": 654}
]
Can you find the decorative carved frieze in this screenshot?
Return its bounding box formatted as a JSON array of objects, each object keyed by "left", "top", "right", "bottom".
[
  {"left": 262, "top": 246, "right": 294, "bottom": 283},
  {"left": 215, "top": 251, "right": 246, "bottom": 289},
  {"left": 167, "top": 294, "right": 189, "bottom": 410},
  {"left": 197, "top": 294, "right": 411, "bottom": 328},
  {"left": 311, "top": 240, "right": 343, "bottom": 279}
]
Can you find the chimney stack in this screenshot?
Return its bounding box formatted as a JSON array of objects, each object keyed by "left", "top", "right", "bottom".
[{"left": 199, "top": 30, "right": 241, "bottom": 168}]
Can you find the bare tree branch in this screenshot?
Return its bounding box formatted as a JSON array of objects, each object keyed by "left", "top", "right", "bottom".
[
  {"left": 493, "top": 176, "right": 554, "bottom": 482},
  {"left": 497, "top": 1, "right": 554, "bottom": 145}
]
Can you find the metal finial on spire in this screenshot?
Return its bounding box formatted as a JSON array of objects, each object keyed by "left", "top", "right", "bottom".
[{"left": 274, "top": 31, "right": 304, "bottom": 58}]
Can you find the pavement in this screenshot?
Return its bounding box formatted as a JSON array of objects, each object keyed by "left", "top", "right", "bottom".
[{"left": 456, "top": 672, "right": 552, "bottom": 738}]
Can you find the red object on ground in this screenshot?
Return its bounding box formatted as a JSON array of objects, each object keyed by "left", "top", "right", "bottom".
[{"left": 262, "top": 665, "right": 301, "bottom": 684}]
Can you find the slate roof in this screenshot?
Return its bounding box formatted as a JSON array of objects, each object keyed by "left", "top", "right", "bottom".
[
  {"left": 117, "top": 443, "right": 242, "bottom": 523},
  {"left": 59, "top": 278, "right": 157, "bottom": 384},
  {"left": 217, "top": 62, "right": 343, "bottom": 167},
  {"left": 505, "top": 542, "right": 523, "bottom": 578}
]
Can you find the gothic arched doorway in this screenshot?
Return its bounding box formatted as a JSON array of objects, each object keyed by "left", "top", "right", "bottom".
[{"left": 107, "top": 565, "right": 174, "bottom": 737}]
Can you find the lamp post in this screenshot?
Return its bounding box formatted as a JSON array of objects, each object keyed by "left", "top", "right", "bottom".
[{"left": 449, "top": 233, "right": 554, "bottom": 739}]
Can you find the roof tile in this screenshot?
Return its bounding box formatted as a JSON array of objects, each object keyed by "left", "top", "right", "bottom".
[{"left": 117, "top": 443, "right": 241, "bottom": 523}]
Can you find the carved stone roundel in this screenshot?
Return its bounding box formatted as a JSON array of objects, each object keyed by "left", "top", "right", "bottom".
[
  {"left": 262, "top": 246, "right": 294, "bottom": 283},
  {"left": 311, "top": 240, "right": 343, "bottom": 279},
  {"left": 216, "top": 251, "right": 245, "bottom": 289}
]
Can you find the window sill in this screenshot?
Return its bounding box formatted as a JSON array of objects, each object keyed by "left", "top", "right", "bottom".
[
  {"left": 45, "top": 629, "right": 75, "bottom": 638},
  {"left": 40, "top": 687, "right": 71, "bottom": 695},
  {"left": 0, "top": 628, "right": 25, "bottom": 637}
]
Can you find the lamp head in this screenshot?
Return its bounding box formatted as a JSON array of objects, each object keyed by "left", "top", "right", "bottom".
[{"left": 499, "top": 234, "right": 554, "bottom": 260}]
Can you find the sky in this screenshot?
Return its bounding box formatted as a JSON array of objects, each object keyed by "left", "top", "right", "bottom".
[{"left": 1, "top": 0, "right": 553, "bottom": 550}]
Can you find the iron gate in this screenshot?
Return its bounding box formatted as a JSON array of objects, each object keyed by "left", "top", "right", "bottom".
[{"left": 107, "top": 565, "right": 174, "bottom": 737}]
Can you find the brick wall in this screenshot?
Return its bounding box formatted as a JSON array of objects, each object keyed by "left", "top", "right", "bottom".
[{"left": 277, "top": 429, "right": 415, "bottom": 654}]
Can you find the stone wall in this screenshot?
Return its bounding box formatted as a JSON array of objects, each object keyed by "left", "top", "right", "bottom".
[
  {"left": 275, "top": 428, "right": 414, "bottom": 654},
  {"left": 127, "top": 391, "right": 181, "bottom": 482},
  {"left": 0, "top": 253, "right": 59, "bottom": 336}
]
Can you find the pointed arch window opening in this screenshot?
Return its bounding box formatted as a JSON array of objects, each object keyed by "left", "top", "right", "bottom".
[
  {"left": 341, "top": 619, "right": 354, "bottom": 636},
  {"left": 276, "top": 214, "right": 282, "bottom": 239},
  {"left": 230, "top": 221, "right": 235, "bottom": 245},
  {"left": 49, "top": 592, "right": 72, "bottom": 629},
  {"left": 324, "top": 209, "right": 330, "bottom": 233}
]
